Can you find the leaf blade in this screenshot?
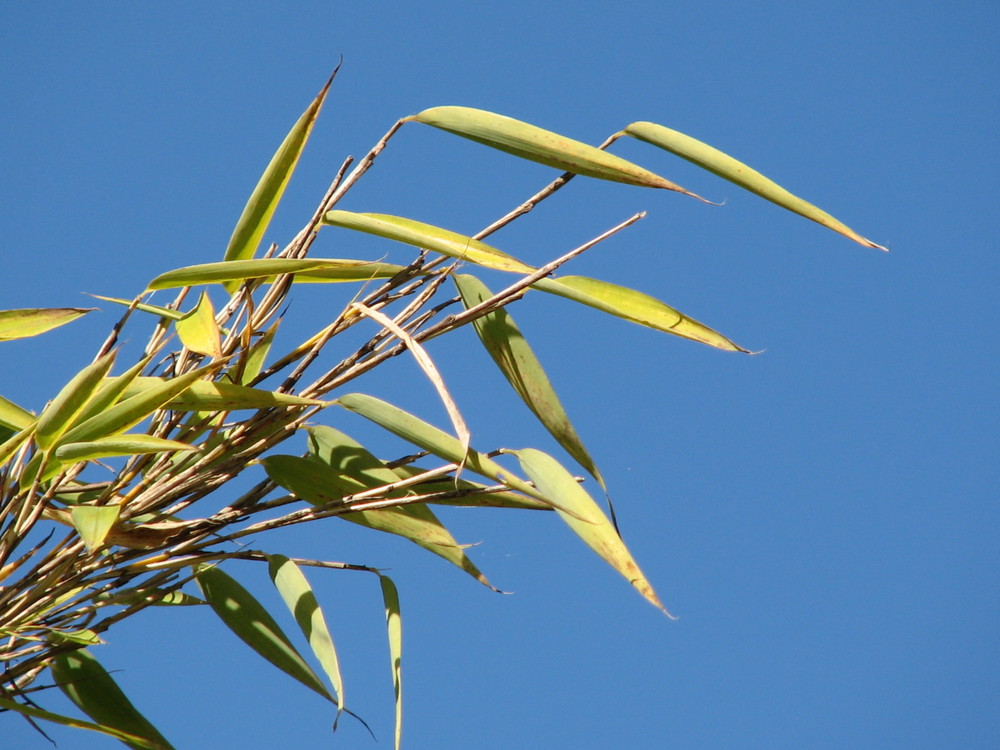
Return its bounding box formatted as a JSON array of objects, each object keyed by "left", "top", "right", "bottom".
[{"left": 0, "top": 307, "right": 94, "bottom": 341}]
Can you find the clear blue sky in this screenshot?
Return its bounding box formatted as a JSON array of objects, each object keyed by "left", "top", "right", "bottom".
[{"left": 2, "top": 3, "right": 997, "bottom": 749}]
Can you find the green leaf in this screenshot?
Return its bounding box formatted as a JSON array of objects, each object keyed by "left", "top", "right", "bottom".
[
  {"left": 55, "top": 434, "right": 197, "bottom": 462},
  {"left": 222, "top": 72, "right": 335, "bottom": 289},
  {"left": 72, "top": 357, "right": 152, "bottom": 427},
  {"left": 268, "top": 555, "right": 346, "bottom": 721},
  {"left": 0, "top": 424, "right": 35, "bottom": 471},
  {"left": 147, "top": 258, "right": 369, "bottom": 290},
  {"left": 622, "top": 121, "right": 887, "bottom": 250},
  {"left": 49, "top": 647, "right": 175, "bottom": 750},
  {"left": 194, "top": 564, "right": 334, "bottom": 701},
  {"left": 0, "top": 307, "right": 94, "bottom": 341},
  {"left": 388, "top": 464, "right": 549, "bottom": 510},
  {"left": 121, "top": 376, "right": 324, "bottom": 410},
  {"left": 534, "top": 275, "right": 749, "bottom": 352},
  {"left": 35, "top": 351, "right": 118, "bottom": 450},
  {"left": 0, "top": 695, "right": 167, "bottom": 750},
  {"left": 0, "top": 393, "right": 35, "bottom": 431},
  {"left": 69, "top": 505, "right": 121, "bottom": 551},
  {"left": 455, "top": 274, "right": 606, "bottom": 490},
  {"left": 379, "top": 575, "right": 403, "bottom": 750},
  {"left": 334, "top": 393, "right": 558, "bottom": 508},
  {"left": 88, "top": 295, "right": 187, "bottom": 321},
  {"left": 58, "top": 364, "right": 218, "bottom": 446},
  {"left": 175, "top": 291, "right": 222, "bottom": 358},
  {"left": 409, "top": 106, "right": 704, "bottom": 199},
  {"left": 322, "top": 211, "right": 535, "bottom": 274},
  {"left": 514, "top": 448, "right": 668, "bottom": 614}
]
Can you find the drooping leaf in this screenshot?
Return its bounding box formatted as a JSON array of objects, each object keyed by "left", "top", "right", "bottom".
[
  {"left": 409, "top": 106, "right": 704, "bottom": 199},
  {"left": 194, "top": 564, "right": 334, "bottom": 701},
  {"left": 379, "top": 575, "right": 403, "bottom": 750},
  {"left": 0, "top": 695, "right": 167, "bottom": 750},
  {"left": 268, "top": 555, "right": 346, "bottom": 721},
  {"left": 622, "top": 121, "right": 887, "bottom": 250},
  {"left": 222, "top": 71, "right": 336, "bottom": 289},
  {"left": 35, "top": 351, "right": 117, "bottom": 450},
  {"left": 0, "top": 307, "right": 94, "bottom": 341},
  {"left": 388, "top": 464, "right": 549, "bottom": 510},
  {"left": 58, "top": 364, "right": 218, "bottom": 446},
  {"left": 261, "top": 454, "right": 350, "bottom": 506},
  {"left": 55, "top": 434, "right": 197, "bottom": 462},
  {"left": 534, "top": 275, "right": 748, "bottom": 352},
  {"left": 120, "top": 376, "right": 324, "bottom": 411},
  {"left": 455, "top": 274, "right": 606, "bottom": 490},
  {"left": 69, "top": 506, "right": 121, "bottom": 552},
  {"left": 175, "top": 291, "right": 222, "bottom": 358},
  {"left": 50, "top": 647, "right": 175, "bottom": 750},
  {"left": 514, "top": 448, "right": 668, "bottom": 614},
  {"left": 322, "top": 211, "right": 535, "bottom": 274}
]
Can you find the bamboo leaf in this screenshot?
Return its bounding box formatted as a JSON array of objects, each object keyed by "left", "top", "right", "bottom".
[
  {"left": 389, "top": 464, "right": 549, "bottom": 510},
  {"left": 35, "top": 351, "right": 117, "bottom": 451},
  {"left": 121, "top": 377, "right": 324, "bottom": 410},
  {"left": 222, "top": 71, "right": 336, "bottom": 290},
  {"left": 0, "top": 695, "right": 167, "bottom": 750},
  {"left": 534, "top": 275, "right": 749, "bottom": 352},
  {"left": 147, "top": 258, "right": 370, "bottom": 290},
  {"left": 88, "top": 295, "right": 187, "bottom": 321},
  {"left": 455, "top": 274, "right": 606, "bottom": 490},
  {"left": 59, "top": 365, "right": 218, "bottom": 446},
  {"left": 55, "top": 434, "right": 197, "bottom": 462},
  {"left": 0, "top": 424, "right": 35, "bottom": 471},
  {"left": 623, "top": 121, "right": 887, "bottom": 250},
  {"left": 73, "top": 357, "right": 152, "bottom": 428},
  {"left": 0, "top": 393, "right": 35, "bottom": 431},
  {"left": 322, "top": 211, "right": 535, "bottom": 274},
  {"left": 0, "top": 307, "right": 94, "bottom": 341},
  {"left": 261, "top": 454, "right": 350, "bottom": 506},
  {"left": 514, "top": 448, "right": 668, "bottom": 614},
  {"left": 194, "top": 564, "right": 334, "bottom": 701},
  {"left": 409, "top": 106, "right": 704, "bottom": 199},
  {"left": 49, "top": 647, "right": 175, "bottom": 750},
  {"left": 175, "top": 292, "right": 222, "bottom": 358},
  {"left": 379, "top": 575, "right": 403, "bottom": 750},
  {"left": 267, "top": 555, "right": 346, "bottom": 722},
  {"left": 69, "top": 505, "right": 121, "bottom": 551}
]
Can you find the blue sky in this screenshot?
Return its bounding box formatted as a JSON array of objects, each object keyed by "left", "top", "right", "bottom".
[{"left": 2, "top": 3, "right": 997, "bottom": 749}]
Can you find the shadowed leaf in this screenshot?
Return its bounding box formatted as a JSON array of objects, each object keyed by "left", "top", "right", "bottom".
[{"left": 69, "top": 506, "right": 121, "bottom": 551}]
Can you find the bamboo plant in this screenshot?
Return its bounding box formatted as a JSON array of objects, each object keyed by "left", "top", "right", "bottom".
[{"left": 0, "top": 69, "right": 883, "bottom": 749}]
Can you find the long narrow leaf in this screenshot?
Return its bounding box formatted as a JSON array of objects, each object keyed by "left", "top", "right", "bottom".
[
  {"left": 379, "top": 575, "right": 403, "bottom": 750},
  {"left": 0, "top": 307, "right": 94, "bottom": 341},
  {"left": 623, "top": 121, "right": 886, "bottom": 250},
  {"left": 534, "top": 275, "right": 748, "bottom": 352},
  {"left": 515, "top": 448, "right": 668, "bottom": 614},
  {"left": 55, "top": 434, "right": 197, "bottom": 462},
  {"left": 147, "top": 258, "right": 367, "bottom": 290},
  {"left": 268, "top": 555, "right": 346, "bottom": 722},
  {"left": 455, "top": 274, "right": 606, "bottom": 490},
  {"left": 0, "top": 695, "right": 167, "bottom": 750},
  {"left": 322, "top": 211, "right": 535, "bottom": 274},
  {"left": 121, "top": 377, "right": 323, "bottom": 410},
  {"left": 194, "top": 564, "right": 334, "bottom": 702},
  {"left": 409, "top": 106, "right": 704, "bottom": 199},
  {"left": 49, "top": 647, "right": 175, "bottom": 750},
  {"left": 0, "top": 393, "right": 35, "bottom": 431},
  {"left": 222, "top": 71, "right": 336, "bottom": 288},
  {"left": 35, "top": 351, "right": 117, "bottom": 450}
]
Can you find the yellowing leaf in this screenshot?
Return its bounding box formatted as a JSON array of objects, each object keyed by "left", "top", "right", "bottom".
[
  {"left": 409, "top": 106, "right": 704, "bottom": 199},
  {"left": 515, "top": 448, "right": 668, "bottom": 614},
  {"left": 322, "top": 211, "right": 535, "bottom": 274},
  {"left": 70, "top": 505, "right": 121, "bottom": 552},
  {"left": 175, "top": 292, "right": 222, "bottom": 358},
  {"left": 623, "top": 121, "right": 886, "bottom": 250},
  {"left": 0, "top": 307, "right": 94, "bottom": 341}
]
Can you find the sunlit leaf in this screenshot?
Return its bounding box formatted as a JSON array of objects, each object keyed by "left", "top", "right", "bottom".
[
  {"left": 409, "top": 106, "right": 704, "bottom": 199},
  {"left": 322, "top": 211, "right": 535, "bottom": 274},
  {"left": 50, "top": 647, "right": 175, "bottom": 750},
  {"left": 175, "top": 291, "right": 222, "bottom": 358},
  {"left": 455, "top": 274, "right": 606, "bottom": 490},
  {"left": 514, "top": 448, "right": 668, "bottom": 614},
  {"left": 222, "top": 71, "right": 336, "bottom": 290},
  {"left": 0, "top": 307, "right": 94, "bottom": 341},
  {"left": 88, "top": 295, "right": 186, "bottom": 321},
  {"left": 0, "top": 393, "right": 35, "bottom": 431},
  {"left": 147, "top": 258, "right": 369, "bottom": 290},
  {"left": 379, "top": 575, "right": 403, "bottom": 750},
  {"left": 194, "top": 564, "right": 334, "bottom": 701},
  {"left": 268, "top": 555, "right": 346, "bottom": 722},
  {"left": 534, "top": 275, "right": 748, "bottom": 352},
  {"left": 55, "top": 434, "right": 197, "bottom": 462},
  {"left": 623, "top": 121, "right": 886, "bottom": 250},
  {"left": 35, "top": 351, "right": 117, "bottom": 450},
  {"left": 389, "top": 464, "right": 549, "bottom": 510},
  {"left": 121, "top": 376, "right": 324, "bottom": 410},
  {"left": 69, "top": 505, "right": 121, "bottom": 551}
]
